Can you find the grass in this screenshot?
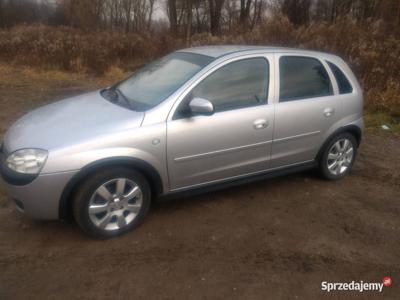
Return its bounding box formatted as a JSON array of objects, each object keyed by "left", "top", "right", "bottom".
[
  {"left": 364, "top": 112, "right": 400, "bottom": 134},
  {"left": 0, "top": 63, "right": 131, "bottom": 135}
]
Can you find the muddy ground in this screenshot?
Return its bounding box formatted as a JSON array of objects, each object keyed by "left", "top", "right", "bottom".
[{"left": 0, "top": 65, "right": 399, "bottom": 299}]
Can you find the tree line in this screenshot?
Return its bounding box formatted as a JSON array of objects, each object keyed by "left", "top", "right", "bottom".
[{"left": 0, "top": 0, "right": 399, "bottom": 35}]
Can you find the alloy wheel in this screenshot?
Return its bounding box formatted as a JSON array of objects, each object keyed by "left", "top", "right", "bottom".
[
  {"left": 88, "top": 178, "right": 143, "bottom": 231},
  {"left": 326, "top": 138, "right": 354, "bottom": 176}
]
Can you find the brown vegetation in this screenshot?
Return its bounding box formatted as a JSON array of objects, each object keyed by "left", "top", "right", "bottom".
[
  {"left": 0, "top": 0, "right": 399, "bottom": 118},
  {"left": 1, "top": 18, "right": 399, "bottom": 117}
]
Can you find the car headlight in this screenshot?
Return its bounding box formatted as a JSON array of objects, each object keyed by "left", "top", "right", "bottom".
[{"left": 6, "top": 149, "right": 48, "bottom": 174}]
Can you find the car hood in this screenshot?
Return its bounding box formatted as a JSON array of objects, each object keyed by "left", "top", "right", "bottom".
[{"left": 3, "top": 91, "right": 145, "bottom": 152}]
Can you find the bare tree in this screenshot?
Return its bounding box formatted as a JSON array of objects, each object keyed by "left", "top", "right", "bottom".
[
  {"left": 208, "top": 0, "right": 224, "bottom": 35},
  {"left": 0, "top": 0, "right": 4, "bottom": 27},
  {"left": 167, "top": 0, "right": 178, "bottom": 35},
  {"left": 0, "top": 0, "right": 54, "bottom": 27},
  {"left": 185, "top": 0, "right": 193, "bottom": 43},
  {"left": 281, "top": 0, "right": 311, "bottom": 25},
  {"left": 148, "top": 0, "right": 155, "bottom": 29},
  {"left": 250, "top": 0, "right": 266, "bottom": 29},
  {"left": 331, "top": 0, "right": 353, "bottom": 22},
  {"left": 224, "top": 0, "right": 238, "bottom": 31},
  {"left": 2, "top": 0, "right": 399, "bottom": 37},
  {"left": 240, "top": 0, "right": 252, "bottom": 26}
]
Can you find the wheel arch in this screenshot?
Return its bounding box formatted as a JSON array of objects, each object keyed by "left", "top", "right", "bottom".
[
  {"left": 316, "top": 125, "right": 362, "bottom": 162},
  {"left": 58, "top": 157, "right": 164, "bottom": 220}
]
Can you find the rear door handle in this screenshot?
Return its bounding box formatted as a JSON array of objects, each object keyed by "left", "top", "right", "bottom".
[
  {"left": 323, "top": 108, "right": 335, "bottom": 117},
  {"left": 253, "top": 119, "right": 269, "bottom": 130}
]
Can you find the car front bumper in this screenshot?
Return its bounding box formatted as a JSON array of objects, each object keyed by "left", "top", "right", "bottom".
[{"left": 0, "top": 170, "right": 78, "bottom": 220}]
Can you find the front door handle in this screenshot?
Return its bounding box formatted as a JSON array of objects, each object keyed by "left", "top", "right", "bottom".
[
  {"left": 253, "top": 119, "right": 269, "bottom": 130},
  {"left": 323, "top": 108, "right": 335, "bottom": 117}
]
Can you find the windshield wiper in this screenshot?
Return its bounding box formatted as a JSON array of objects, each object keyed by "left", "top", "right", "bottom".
[
  {"left": 113, "top": 87, "right": 133, "bottom": 109},
  {"left": 101, "top": 87, "right": 133, "bottom": 110}
]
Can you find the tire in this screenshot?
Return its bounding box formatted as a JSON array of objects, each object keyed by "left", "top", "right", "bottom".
[
  {"left": 319, "top": 132, "right": 358, "bottom": 180},
  {"left": 73, "top": 167, "right": 151, "bottom": 239}
]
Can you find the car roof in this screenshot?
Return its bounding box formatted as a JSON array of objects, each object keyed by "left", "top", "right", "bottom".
[{"left": 177, "top": 45, "right": 332, "bottom": 59}]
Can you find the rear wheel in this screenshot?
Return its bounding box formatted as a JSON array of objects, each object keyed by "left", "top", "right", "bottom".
[
  {"left": 73, "top": 167, "right": 151, "bottom": 239},
  {"left": 319, "top": 133, "right": 358, "bottom": 180}
]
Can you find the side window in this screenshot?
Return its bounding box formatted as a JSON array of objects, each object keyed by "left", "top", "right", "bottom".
[
  {"left": 327, "top": 61, "right": 353, "bottom": 94},
  {"left": 279, "top": 56, "right": 333, "bottom": 102},
  {"left": 191, "top": 58, "right": 269, "bottom": 112}
]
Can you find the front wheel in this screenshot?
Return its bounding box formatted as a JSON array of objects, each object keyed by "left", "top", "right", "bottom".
[
  {"left": 73, "top": 167, "right": 151, "bottom": 239},
  {"left": 319, "top": 133, "right": 358, "bottom": 180}
]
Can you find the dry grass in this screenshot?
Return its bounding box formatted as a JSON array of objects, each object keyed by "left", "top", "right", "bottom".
[
  {"left": 364, "top": 112, "right": 400, "bottom": 134},
  {"left": 0, "top": 63, "right": 118, "bottom": 135},
  {"left": 0, "top": 20, "right": 399, "bottom": 118},
  {"left": 0, "top": 25, "right": 174, "bottom": 74}
]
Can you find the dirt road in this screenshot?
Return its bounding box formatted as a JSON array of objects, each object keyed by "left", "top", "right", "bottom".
[{"left": 0, "top": 66, "right": 399, "bottom": 299}]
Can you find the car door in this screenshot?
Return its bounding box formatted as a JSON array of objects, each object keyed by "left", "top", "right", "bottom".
[
  {"left": 270, "top": 54, "right": 341, "bottom": 168},
  {"left": 167, "top": 55, "right": 275, "bottom": 190}
]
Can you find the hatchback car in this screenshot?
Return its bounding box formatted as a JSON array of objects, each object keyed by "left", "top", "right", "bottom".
[{"left": 0, "top": 46, "right": 363, "bottom": 238}]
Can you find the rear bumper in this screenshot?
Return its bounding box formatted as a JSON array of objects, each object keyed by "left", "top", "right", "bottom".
[{"left": 0, "top": 170, "right": 78, "bottom": 220}]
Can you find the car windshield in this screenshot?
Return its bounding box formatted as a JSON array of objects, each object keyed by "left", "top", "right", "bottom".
[{"left": 117, "top": 52, "right": 213, "bottom": 111}]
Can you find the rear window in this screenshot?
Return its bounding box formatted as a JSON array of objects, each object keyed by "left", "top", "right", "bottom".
[
  {"left": 279, "top": 56, "right": 333, "bottom": 102},
  {"left": 327, "top": 61, "right": 353, "bottom": 94}
]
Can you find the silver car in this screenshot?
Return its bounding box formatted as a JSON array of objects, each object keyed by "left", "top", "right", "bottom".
[{"left": 0, "top": 46, "right": 363, "bottom": 238}]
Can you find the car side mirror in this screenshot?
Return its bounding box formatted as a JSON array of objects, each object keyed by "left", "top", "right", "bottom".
[{"left": 188, "top": 97, "right": 214, "bottom": 116}]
